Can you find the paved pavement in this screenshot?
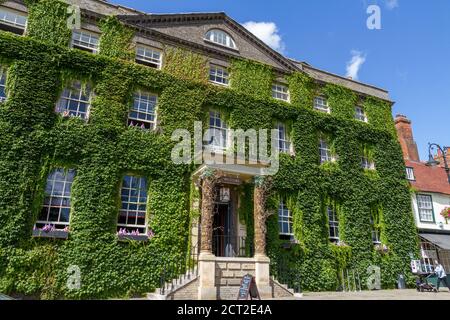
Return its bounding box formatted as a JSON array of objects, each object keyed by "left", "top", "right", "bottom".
[{"left": 297, "top": 289, "right": 450, "bottom": 300}]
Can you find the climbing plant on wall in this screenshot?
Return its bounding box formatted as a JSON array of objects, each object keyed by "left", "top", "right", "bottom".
[{"left": 0, "top": 0, "right": 418, "bottom": 299}]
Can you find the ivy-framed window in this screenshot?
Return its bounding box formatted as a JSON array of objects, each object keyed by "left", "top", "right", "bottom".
[
  {"left": 406, "top": 167, "right": 415, "bottom": 181},
  {"left": 361, "top": 157, "right": 375, "bottom": 170},
  {"left": 55, "top": 81, "right": 92, "bottom": 120},
  {"left": 205, "top": 29, "right": 237, "bottom": 49},
  {"left": 35, "top": 168, "right": 75, "bottom": 230},
  {"left": 272, "top": 83, "right": 290, "bottom": 102},
  {"left": 206, "top": 110, "right": 228, "bottom": 151},
  {"left": 314, "top": 96, "right": 330, "bottom": 113},
  {"left": 118, "top": 175, "right": 148, "bottom": 235},
  {"left": 355, "top": 106, "right": 368, "bottom": 122},
  {"left": 135, "top": 45, "right": 162, "bottom": 69},
  {"left": 209, "top": 65, "right": 229, "bottom": 86},
  {"left": 278, "top": 200, "right": 293, "bottom": 238},
  {"left": 0, "top": 67, "right": 7, "bottom": 102},
  {"left": 128, "top": 91, "right": 157, "bottom": 130},
  {"left": 328, "top": 206, "right": 339, "bottom": 243},
  {"left": 275, "top": 122, "right": 291, "bottom": 154},
  {"left": 417, "top": 194, "right": 435, "bottom": 223},
  {"left": 370, "top": 208, "right": 381, "bottom": 244},
  {"left": 319, "top": 138, "right": 333, "bottom": 164},
  {"left": 0, "top": 7, "right": 27, "bottom": 35},
  {"left": 71, "top": 30, "right": 100, "bottom": 54}
]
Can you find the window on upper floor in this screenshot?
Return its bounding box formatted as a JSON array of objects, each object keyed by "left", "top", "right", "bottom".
[
  {"left": 135, "top": 45, "right": 162, "bottom": 69},
  {"left": 272, "top": 83, "right": 290, "bottom": 102},
  {"left": 35, "top": 168, "right": 76, "bottom": 231},
  {"left": 319, "top": 137, "right": 334, "bottom": 164},
  {"left": 209, "top": 65, "right": 229, "bottom": 86},
  {"left": 205, "top": 29, "right": 237, "bottom": 49},
  {"left": 314, "top": 96, "right": 330, "bottom": 113},
  {"left": 355, "top": 106, "right": 368, "bottom": 122},
  {"left": 327, "top": 206, "right": 339, "bottom": 243},
  {"left": 275, "top": 122, "right": 292, "bottom": 154},
  {"left": 0, "top": 67, "right": 7, "bottom": 102},
  {"left": 71, "top": 30, "right": 99, "bottom": 54},
  {"left": 278, "top": 200, "right": 293, "bottom": 239},
  {"left": 128, "top": 91, "right": 157, "bottom": 130},
  {"left": 406, "top": 167, "right": 415, "bottom": 181},
  {"left": 55, "top": 81, "right": 92, "bottom": 120},
  {"left": 0, "top": 7, "right": 27, "bottom": 35},
  {"left": 206, "top": 110, "right": 228, "bottom": 151},
  {"left": 417, "top": 194, "right": 435, "bottom": 223},
  {"left": 118, "top": 175, "right": 148, "bottom": 235}
]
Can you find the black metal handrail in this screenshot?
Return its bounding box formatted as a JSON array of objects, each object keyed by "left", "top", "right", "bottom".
[
  {"left": 159, "top": 244, "right": 199, "bottom": 295},
  {"left": 212, "top": 235, "right": 253, "bottom": 258},
  {"left": 271, "top": 261, "right": 302, "bottom": 294}
]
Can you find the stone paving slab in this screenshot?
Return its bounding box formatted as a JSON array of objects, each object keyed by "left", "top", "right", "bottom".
[{"left": 296, "top": 289, "right": 450, "bottom": 300}]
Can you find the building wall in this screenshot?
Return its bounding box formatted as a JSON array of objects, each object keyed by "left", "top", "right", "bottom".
[{"left": 412, "top": 192, "right": 450, "bottom": 231}]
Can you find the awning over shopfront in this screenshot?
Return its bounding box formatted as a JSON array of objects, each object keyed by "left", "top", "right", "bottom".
[{"left": 420, "top": 233, "right": 450, "bottom": 250}]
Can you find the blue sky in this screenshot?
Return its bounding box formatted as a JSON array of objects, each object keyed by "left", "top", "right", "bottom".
[{"left": 115, "top": 0, "right": 450, "bottom": 160}]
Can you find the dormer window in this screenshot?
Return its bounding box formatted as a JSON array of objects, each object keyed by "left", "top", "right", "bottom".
[{"left": 205, "top": 29, "right": 237, "bottom": 49}]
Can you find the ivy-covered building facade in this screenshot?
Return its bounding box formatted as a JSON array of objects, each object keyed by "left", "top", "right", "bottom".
[{"left": 0, "top": 0, "right": 419, "bottom": 299}]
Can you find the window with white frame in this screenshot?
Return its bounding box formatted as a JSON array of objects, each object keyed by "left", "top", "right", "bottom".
[
  {"left": 417, "top": 194, "right": 434, "bottom": 222},
  {"left": 135, "top": 45, "right": 162, "bottom": 69},
  {"left": 0, "top": 8, "right": 27, "bottom": 35},
  {"left": 328, "top": 206, "right": 339, "bottom": 242},
  {"left": 118, "top": 175, "right": 148, "bottom": 235},
  {"left": 406, "top": 167, "right": 415, "bottom": 181},
  {"left": 71, "top": 30, "right": 99, "bottom": 53},
  {"left": 355, "top": 106, "right": 368, "bottom": 122},
  {"left": 205, "top": 29, "right": 237, "bottom": 49},
  {"left": 272, "top": 83, "right": 289, "bottom": 102},
  {"left": 361, "top": 156, "right": 375, "bottom": 170},
  {"left": 55, "top": 81, "right": 92, "bottom": 120},
  {"left": 314, "top": 96, "right": 330, "bottom": 113},
  {"left": 278, "top": 200, "right": 293, "bottom": 237},
  {"left": 0, "top": 67, "right": 7, "bottom": 102},
  {"left": 36, "top": 168, "right": 75, "bottom": 231},
  {"left": 209, "top": 65, "right": 229, "bottom": 86},
  {"left": 206, "top": 110, "right": 228, "bottom": 150},
  {"left": 319, "top": 138, "right": 333, "bottom": 164},
  {"left": 128, "top": 91, "right": 157, "bottom": 130},
  {"left": 275, "top": 122, "right": 291, "bottom": 154}
]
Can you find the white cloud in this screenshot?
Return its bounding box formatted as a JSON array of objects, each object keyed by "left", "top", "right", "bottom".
[
  {"left": 346, "top": 50, "right": 366, "bottom": 80},
  {"left": 385, "top": 0, "right": 399, "bottom": 10},
  {"left": 242, "top": 21, "right": 285, "bottom": 53}
]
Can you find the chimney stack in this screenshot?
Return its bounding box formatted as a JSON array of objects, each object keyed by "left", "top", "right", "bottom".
[{"left": 394, "top": 114, "right": 420, "bottom": 162}]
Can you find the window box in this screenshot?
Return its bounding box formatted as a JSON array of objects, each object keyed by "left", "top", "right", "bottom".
[
  {"left": 117, "top": 234, "right": 149, "bottom": 242},
  {"left": 32, "top": 229, "right": 69, "bottom": 240}
]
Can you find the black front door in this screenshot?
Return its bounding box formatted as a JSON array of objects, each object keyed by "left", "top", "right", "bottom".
[{"left": 212, "top": 201, "right": 235, "bottom": 257}]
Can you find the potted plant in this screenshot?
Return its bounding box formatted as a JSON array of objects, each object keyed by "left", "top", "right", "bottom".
[
  {"left": 440, "top": 207, "right": 450, "bottom": 224},
  {"left": 117, "top": 228, "right": 154, "bottom": 242},
  {"left": 374, "top": 243, "right": 389, "bottom": 254},
  {"left": 32, "top": 224, "right": 69, "bottom": 239}
]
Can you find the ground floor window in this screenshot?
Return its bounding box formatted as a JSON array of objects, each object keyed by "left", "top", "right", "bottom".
[
  {"left": 420, "top": 239, "right": 450, "bottom": 273},
  {"left": 36, "top": 168, "right": 75, "bottom": 231},
  {"left": 0, "top": 66, "right": 7, "bottom": 102},
  {"left": 278, "top": 200, "right": 293, "bottom": 239},
  {"left": 328, "top": 206, "right": 339, "bottom": 243},
  {"left": 118, "top": 175, "right": 148, "bottom": 235}
]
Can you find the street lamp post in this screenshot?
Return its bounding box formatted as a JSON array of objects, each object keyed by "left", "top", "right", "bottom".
[{"left": 426, "top": 143, "right": 450, "bottom": 184}]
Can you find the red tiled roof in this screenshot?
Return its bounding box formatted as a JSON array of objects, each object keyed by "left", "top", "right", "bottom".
[{"left": 406, "top": 160, "right": 450, "bottom": 195}]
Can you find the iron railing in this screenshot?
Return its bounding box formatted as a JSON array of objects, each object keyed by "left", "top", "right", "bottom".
[
  {"left": 212, "top": 235, "right": 253, "bottom": 258},
  {"left": 159, "top": 245, "right": 199, "bottom": 295},
  {"left": 271, "top": 261, "right": 302, "bottom": 294}
]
